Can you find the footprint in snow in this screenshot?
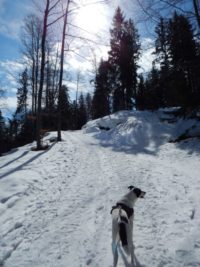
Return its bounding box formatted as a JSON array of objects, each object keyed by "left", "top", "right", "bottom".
[{"left": 86, "top": 258, "right": 92, "bottom": 265}]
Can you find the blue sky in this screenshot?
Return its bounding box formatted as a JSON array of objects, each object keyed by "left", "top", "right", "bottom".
[
  {"left": 0, "top": 0, "right": 33, "bottom": 59},
  {"left": 0, "top": 0, "right": 34, "bottom": 115}
]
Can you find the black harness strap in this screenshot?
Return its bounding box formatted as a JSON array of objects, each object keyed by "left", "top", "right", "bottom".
[{"left": 110, "top": 203, "right": 134, "bottom": 218}]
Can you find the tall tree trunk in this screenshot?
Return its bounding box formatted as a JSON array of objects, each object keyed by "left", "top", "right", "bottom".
[
  {"left": 36, "top": 0, "right": 49, "bottom": 149},
  {"left": 31, "top": 58, "right": 36, "bottom": 114},
  {"left": 35, "top": 36, "right": 40, "bottom": 115},
  {"left": 57, "top": 0, "right": 70, "bottom": 141}
]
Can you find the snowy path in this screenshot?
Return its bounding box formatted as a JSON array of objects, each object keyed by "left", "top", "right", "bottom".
[{"left": 0, "top": 130, "right": 200, "bottom": 267}]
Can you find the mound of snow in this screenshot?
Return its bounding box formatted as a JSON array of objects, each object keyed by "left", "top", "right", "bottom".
[{"left": 83, "top": 110, "right": 200, "bottom": 152}]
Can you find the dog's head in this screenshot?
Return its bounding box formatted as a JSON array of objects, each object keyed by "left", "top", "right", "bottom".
[{"left": 128, "top": 185, "right": 146, "bottom": 198}]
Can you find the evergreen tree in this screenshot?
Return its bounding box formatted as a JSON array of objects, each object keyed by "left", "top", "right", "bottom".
[
  {"left": 59, "top": 85, "right": 71, "bottom": 130},
  {"left": 154, "top": 13, "right": 200, "bottom": 108},
  {"left": 155, "top": 17, "right": 170, "bottom": 69},
  {"left": 144, "top": 66, "right": 162, "bottom": 110},
  {"left": 168, "top": 12, "right": 198, "bottom": 107},
  {"left": 85, "top": 92, "right": 92, "bottom": 121},
  {"left": 77, "top": 93, "right": 87, "bottom": 129},
  {"left": 16, "top": 68, "right": 29, "bottom": 117},
  {"left": 14, "top": 68, "right": 34, "bottom": 145},
  {"left": 0, "top": 110, "right": 6, "bottom": 155},
  {"left": 92, "top": 60, "right": 110, "bottom": 119},
  {"left": 136, "top": 75, "right": 146, "bottom": 110},
  {"left": 70, "top": 100, "right": 77, "bottom": 130},
  {"left": 7, "top": 68, "right": 35, "bottom": 147},
  {"left": 108, "top": 7, "right": 140, "bottom": 111}
]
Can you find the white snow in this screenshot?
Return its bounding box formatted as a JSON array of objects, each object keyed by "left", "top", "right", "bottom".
[{"left": 0, "top": 110, "right": 200, "bottom": 267}]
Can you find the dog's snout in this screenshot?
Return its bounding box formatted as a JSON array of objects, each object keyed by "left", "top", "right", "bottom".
[{"left": 140, "top": 191, "right": 146, "bottom": 198}]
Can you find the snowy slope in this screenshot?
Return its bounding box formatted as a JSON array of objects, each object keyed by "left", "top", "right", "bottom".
[{"left": 0, "top": 110, "right": 200, "bottom": 267}]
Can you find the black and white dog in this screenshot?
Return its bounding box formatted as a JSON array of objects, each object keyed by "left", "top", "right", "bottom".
[{"left": 111, "top": 186, "right": 146, "bottom": 267}]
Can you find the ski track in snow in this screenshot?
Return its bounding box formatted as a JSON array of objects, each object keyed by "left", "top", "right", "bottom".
[{"left": 0, "top": 129, "right": 200, "bottom": 267}]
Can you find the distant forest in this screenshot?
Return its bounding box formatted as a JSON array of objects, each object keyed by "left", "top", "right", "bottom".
[{"left": 0, "top": 2, "right": 200, "bottom": 155}]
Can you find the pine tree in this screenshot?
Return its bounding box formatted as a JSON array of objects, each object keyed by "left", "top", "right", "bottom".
[
  {"left": 85, "top": 92, "right": 92, "bottom": 121},
  {"left": 109, "top": 7, "right": 125, "bottom": 111},
  {"left": 16, "top": 68, "right": 29, "bottom": 117},
  {"left": 59, "top": 85, "right": 71, "bottom": 130},
  {"left": 136, "top": 75, "right": 146, "bottom": 110},
  {"left": 14, "top": 68, "right": 33, "bottom": 145},
  {"left": 0, "top": 110, "right": 6, "bottom": 155},
  {"left": 92, "top": 60, "right": 110, "bottom": 119},
  {"left": 108, "top": 7, "right": 140, "bottom": 112},
  {"left": 77, "top": 93, "right": 87, "bottom": 129},
  {"left": 142, "top": 66, "right": 162, "bottom": 110},
  {"left": 168, "top": 12, "right": 198, "bottom": 107},
  {"left": 155, "top": 17, "right": 169, "bottom": 69}
]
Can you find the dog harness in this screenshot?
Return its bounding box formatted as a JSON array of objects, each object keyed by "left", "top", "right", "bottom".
[{"left": 110, "top": 202, "right": 134, "bottom": 218}]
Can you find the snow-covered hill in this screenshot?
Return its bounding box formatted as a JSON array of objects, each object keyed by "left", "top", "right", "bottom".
[{"left": 0, "top": 110, "right": 200, "bottom": 267}]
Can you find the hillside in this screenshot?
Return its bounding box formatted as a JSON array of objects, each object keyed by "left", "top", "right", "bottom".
[{"left": 0, "top": 110, "right": 200, "bottom": 267}]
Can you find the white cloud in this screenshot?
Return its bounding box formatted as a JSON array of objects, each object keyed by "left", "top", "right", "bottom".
[
  {"left": 0, "top": 95, "right": 17, "bottom": 118},
  {"left": 0, "top": 60, "right": 24, "bottom": 89},
  {"left": 0, "top": 60, "right": 24, "bottom": 115},
  {"left": 138, "top": 37, "right": 155, "bottom": 74}
]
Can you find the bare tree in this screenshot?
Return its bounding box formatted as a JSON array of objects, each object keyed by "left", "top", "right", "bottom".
[
  {"left": 34, "top": 0, "right": 110, "bottom": 147},
  {"left": 21, "top": 14, "right": 42, "bottom": 115},
  {"left": 57, "top": 0, "right": 71, "bottom": 141},
  {"left": 36, "top": 0, "right": 63, "bottom": 149}
]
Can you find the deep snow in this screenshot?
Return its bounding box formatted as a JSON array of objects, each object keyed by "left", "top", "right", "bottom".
[{"left": 0, "top": 110, "right": 200, "bottom": 267}]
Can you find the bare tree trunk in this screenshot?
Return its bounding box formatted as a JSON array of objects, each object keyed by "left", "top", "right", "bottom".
[
  {"left": 31, "top": 58, "right": 36, "bottom": 114},
  {"left": 35, "top": 36, "right": 40, "bottom": 115},
  {"left": 57, "top": 0, "right": 71, "bottom": 141},
  {"left": 36, "top": 0, "right": 50, "bottom": 149}
]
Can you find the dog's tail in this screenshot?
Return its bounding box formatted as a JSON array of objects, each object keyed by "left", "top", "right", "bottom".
[{"left": 118, "top": 208, "right": 130, "bottom": 255}]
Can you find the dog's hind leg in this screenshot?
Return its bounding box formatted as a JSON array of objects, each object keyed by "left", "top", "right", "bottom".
[
  {"left": 130, "top": 243, "right": 135, "bottom": 267},
  {"left": 112, "top": 241, "right": 119, "bottom": 267}
]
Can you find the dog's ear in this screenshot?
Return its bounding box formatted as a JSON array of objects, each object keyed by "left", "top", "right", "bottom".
[{"left": 128, "top": 185, "right": 134, "bottom": 190}]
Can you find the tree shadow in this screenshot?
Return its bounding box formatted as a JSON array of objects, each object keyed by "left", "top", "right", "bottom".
[
  {"left": 0, "top": 142, "right": 56, "bottom": 180},
  {"left": 174, "top": 137, "right": 200, "bottom": 155},
  {"left": 0, "top": 151, "right": 30, "bottom": 169}
]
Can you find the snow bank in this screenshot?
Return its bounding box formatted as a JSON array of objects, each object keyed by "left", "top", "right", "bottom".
[{"left": 83, "top": 109, "right": 200, "bottom": 152}]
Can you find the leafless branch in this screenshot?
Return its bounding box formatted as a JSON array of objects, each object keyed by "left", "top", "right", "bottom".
[
  {"left": 47, "top": 13, "right": 65, "bottom": 27},
  {"left": 65, "top": 33, "right": 109, "bottom": 46}
]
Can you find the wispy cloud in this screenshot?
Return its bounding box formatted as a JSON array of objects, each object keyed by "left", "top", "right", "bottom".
[
  {"left": 0, "top": 19, "right": 23, "bottom": 40},
  {"left": 0, "top": 0, "right": 34, "bottom": 40}
]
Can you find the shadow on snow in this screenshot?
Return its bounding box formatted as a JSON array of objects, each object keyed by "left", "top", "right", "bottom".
[{"left": 0, "top": 142, "right": 57, "bottom": 180}]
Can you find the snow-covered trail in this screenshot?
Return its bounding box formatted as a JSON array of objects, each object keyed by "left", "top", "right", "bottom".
[{"left": 0, "top": 130, "right": 200, "bottom": 267}]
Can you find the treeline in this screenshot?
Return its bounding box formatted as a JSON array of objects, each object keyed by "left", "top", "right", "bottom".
[
  {"left": 0, "top": 78, "right": 92, "bottom": 155},
  {"left": 0, "top": 5, "right": 200, "bottom": 155},
  {"left": 136, "top": 13, "right": 200, "bottom": 110},
  {"left": 92, "top": 8, "right": 200, "bottom": 119}
]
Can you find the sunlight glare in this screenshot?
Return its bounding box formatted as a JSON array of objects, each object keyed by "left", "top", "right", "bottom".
[{"left": 76, "top": 3, "right": 108, "bottom": 34}]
